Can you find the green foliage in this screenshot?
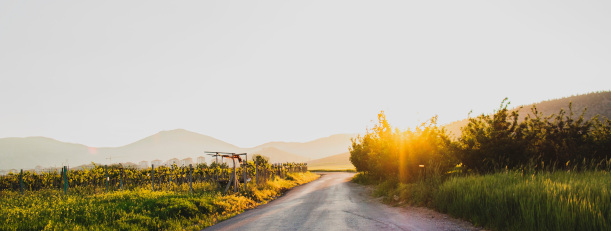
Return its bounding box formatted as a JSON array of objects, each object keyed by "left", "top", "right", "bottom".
[
  {"left": 456, "top": 99, "right": 529, "bottom": 172},
  {"left": 1, "top": 161, "right": 309, "bottom": 193},
  {"left": 456, "top": 100, "right": 611, "bottom": 173},
  {"left": 350, "top": 111, "right": 456, "bottom": 183},
  {"left": 351, "top": 98, "right": 611, "bottom": 230},
  {"left": 252, "top": 154, "right": 270, "bottom": 166},
  {"left": 0, "top": 172, "right": 320, "bottom": 230}
]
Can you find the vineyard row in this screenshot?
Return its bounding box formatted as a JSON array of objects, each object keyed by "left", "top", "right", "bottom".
[{"left": 0, "top": 162, "right": 308, "bottom": 194}]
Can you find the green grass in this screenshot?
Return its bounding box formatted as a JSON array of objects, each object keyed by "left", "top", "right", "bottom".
[
  {"left": 435, "top": 171, "right": 610, "bottom": 231},
  {"left": 0, "top": 172, "right": 320, "bottom": 230},
  {"left": 307, "top": 164, "right": 355, "bottom": 172},
  {"left": 309, "top": 169, "right": 356, "bottom": 172},
  {"left": 357, "top": 171, "right": 611, "bottom": 231}
]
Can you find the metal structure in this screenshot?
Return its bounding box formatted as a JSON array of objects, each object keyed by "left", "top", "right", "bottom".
[{"left": 206, "top": 151, "right": 248, "bottom": 192}]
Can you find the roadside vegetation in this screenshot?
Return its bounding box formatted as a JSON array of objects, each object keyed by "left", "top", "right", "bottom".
[
  {"left": 0, "top": 172, "right": 319, "bottom": 230},
  {"left": 350, "top": 99, "right": 611, "bottom": 231},
  {"left": 309, "top": 169, "right": 356, "bottom": 172}
]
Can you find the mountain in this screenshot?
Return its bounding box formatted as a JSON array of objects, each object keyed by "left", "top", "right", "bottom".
[
  {"left": 97, "top": 129, "right": 244, "bottom": 165},
  {"left": 306, "top": 152, "right": 354, "bottom": 170},
  {"left": 247, "top": 147, "right": 309, "bottom": 163},
  {"left": 251, "top": 134, "right": 356, "bottom": 160},
  {"left": 0, "top": 137, "right": 96, "bottom": 170},
  {"left": 444, "top": 91, "right": 611, "bottom": 138},
  {"left": 0, "top": 129, "right": 339, "bottom": 170}
]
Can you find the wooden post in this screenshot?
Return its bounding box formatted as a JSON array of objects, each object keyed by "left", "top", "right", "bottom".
[
  {"left": 19, "top": 169, "right": 24, "bottom": 195},
  {"left": 105, "top": 165, "right": 109, "bottom": 193},
  {"left": 255, "top": 158, "right": 258, "bottom": 186},
  {"left": 224, "top": 173, "right": 233, "bottom": 193},
  {"left": 189, "top": 164, "right": 193, "bottom": 193},
  {"left": 243, "top": 154, "right": 247, "bottom": 191},
  {"left": 170, "top": 165, "right": 173, "bottom": 191},
  {"left": 120, "top": 167, "right": 124, "bottom": 191},
  {"left": 151, "top": 164, "right": 155, "bottom": 191},
  {"left": 63, "top": 166, "right": 68, "bottom": 194},
  {"left": 232, "top": 158, "right": 237, "bottom": 192}
]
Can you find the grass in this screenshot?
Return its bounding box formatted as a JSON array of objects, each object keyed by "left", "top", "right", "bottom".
[
  {"left": 435, "top": 171, "right": 610, "bottom": 231},
  {"left": 0, "top": 172, "right": 320, "bottom": 230},
  {"left": 309, "top": 169, "right": 356, "bottom": 172},
  {"left": 307, "top": 164, "right": 355, "bottom": 171},
  {"left": 356, "top": 171, "right": 611, "bottom": 231}
]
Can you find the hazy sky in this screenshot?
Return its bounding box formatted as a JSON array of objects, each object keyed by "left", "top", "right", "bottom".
[{"left": 1, "top": 1, "right": 610, "bottom": 148}]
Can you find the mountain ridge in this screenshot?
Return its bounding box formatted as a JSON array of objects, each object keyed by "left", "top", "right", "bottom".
[
  {"left": 444, "top": 91, "right": 611, "bottom": 137},
  {"left": 0, "top": 130, "right": 354, "bottom": 170}
]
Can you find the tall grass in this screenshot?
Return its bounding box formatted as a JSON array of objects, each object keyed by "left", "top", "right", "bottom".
[
  {"left": 361, "top": 170, "right": 611, "bottom": 231},
  {"left": 434, "top": 171, "right": 610, "bottom": 231},
  {"left": 0, "top": 172, "right": 319, "bottom": 230}
]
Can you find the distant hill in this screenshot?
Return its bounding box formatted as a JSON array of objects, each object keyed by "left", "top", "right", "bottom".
[
  {"left": 0, "top": 129, "right": 352, "bottom": 170},
  {"left": 252, "top": 134, "right": 355, "bottom": 160},
  {"left": 248, "top": 147, "right": 309, "bottom": 163},
  {"left": 307, "top": 152, "right": 354, "bottom": 170},
  {"left": 0, "top": 137, "right": 96, "bottom": 170},
  {"left": 444, "top": 91, "right": 611, "bottom": 138},
  {"left": 97, "top": 129, "right": 244, "bottom": 165}
]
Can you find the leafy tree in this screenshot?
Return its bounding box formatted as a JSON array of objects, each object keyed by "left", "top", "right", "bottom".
[
  {"left": 456, "top": 99, "right": 529, "bottom": 172},
  {"left": 350, "top": 111, "right": 457, "bottom": 182}
]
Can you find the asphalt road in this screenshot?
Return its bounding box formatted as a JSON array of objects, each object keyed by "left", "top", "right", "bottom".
[{"left": 204, "top": 172, "right": 479, "bottom": 231}]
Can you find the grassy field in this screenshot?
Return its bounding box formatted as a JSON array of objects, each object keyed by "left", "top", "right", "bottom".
[
  {"left": 435, "top": 171, "right": 610, "bottom": 231},
  {"left": 356, "top": 171, "right": 611, "bottom": 231},
  {"left": 0, "top": 172, "right": 319, "bottom": 230},
  {"left": 307, "top": 152, "right": 355, "bottom": 171},
  {"left": 307, "top": 164, "right": 355, "bottom": 171}
]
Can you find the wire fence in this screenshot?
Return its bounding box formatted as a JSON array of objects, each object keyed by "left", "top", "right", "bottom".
[{"left": 0, "top": 162, "right": 308, "bottom": 194}]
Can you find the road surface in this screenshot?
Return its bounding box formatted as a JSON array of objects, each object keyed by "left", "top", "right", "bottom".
[{"left": 204, "top": 172, "right": 479, "bottom": 231}]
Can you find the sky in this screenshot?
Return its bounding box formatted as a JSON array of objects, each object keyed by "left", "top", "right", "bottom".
[{"left": 1, "top": 0, "right": 610, "bottom": 148}]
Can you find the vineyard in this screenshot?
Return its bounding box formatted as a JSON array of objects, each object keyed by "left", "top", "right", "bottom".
[{"left": 0, "top": 158, "right": 307, "bottom": 194}]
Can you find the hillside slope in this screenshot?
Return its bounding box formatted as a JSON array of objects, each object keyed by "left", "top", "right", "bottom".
[
  {"left": 0, "top": 137, "right": 97, "bottom": 170},
  {"left": 247, "top": 147, "right": 310, "bottom": 163},
  {"left": 0, "top": 129, "right": 314, "bottom": 170},
  {"left": 252, "top": 134, "right": 355, "bottom": 160},
  {"left": 307, "top": 152, "right": 354, "bottom": 170},
  {"left": 97, "top": 129, "right": 244, "bottom": 165},
  {"left": 444, "top": 91, "right": 611, "bottom": 138}
]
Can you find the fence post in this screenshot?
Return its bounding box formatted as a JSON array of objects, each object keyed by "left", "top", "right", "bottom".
[
  {"left": 120, "top": 167, "right": 124, "bottom": 191},
  {"left": 105, "top": 165, "right": 109, "bottom": 193},
  {"left": 243, "top": 156, "right": 247, "bottom": 192},
  {"left": 63, "top": 166, "right": 68, "bottom": 194},
  {"left": 20, "top": 169, "right": 24, "bottom": 195},
  {"left": 233, "top": 158, "right": 238, "bottom": 192},
  {"left": 59, "top": 167, "right": 63, "bottom": 191},
  {"left": 170, "top": 165, "right": 174, "bottom": 190},
  {"left": 189, "top": 164, "right": 193, "bottom": 193},
  {"left": 151, "top": 164, "right": 155, "bottom": 191}
]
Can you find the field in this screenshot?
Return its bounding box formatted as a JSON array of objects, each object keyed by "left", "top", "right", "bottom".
[
  {"left": 307, "top": 152, "right": 355, "bottom": 171},
  {"left": 307, "top": 164, "right": 355, "bottom": 171},
  {"left": 0, "top": 172, "right": 319, "bottom": 230},
  {"left": 360, "top": 170, "right": 611, "bottom": 231}
]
